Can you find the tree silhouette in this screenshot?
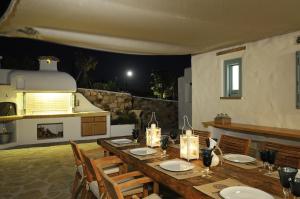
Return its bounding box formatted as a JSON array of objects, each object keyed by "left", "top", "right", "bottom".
[
  {"left": 149, "top": 70, "right": 177, "bottom": 99},
  {"left": 74, "top": 52, "right": 98, "bottom": 88}
]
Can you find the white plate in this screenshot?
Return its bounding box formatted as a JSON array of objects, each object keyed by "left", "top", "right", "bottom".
[
  {"left": 130, "top": 147, "right": 157, "bottom": 156},
  {"left": 111, "top": 139, "right": 132, "bottom": 144},
  {"left": 220, "top": 186, "right": 274, "bottom": 199},
  {"left": 159, "top": 160, "right": 195, "bottom": 172},
  {"left": 223, "top": 154, "right": 256, "bottom": 163}
]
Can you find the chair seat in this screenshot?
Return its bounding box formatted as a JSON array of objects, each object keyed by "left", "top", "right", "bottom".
[
  {"left": 89, "top": 181, "right": 101, "bottom": 199},
  {"left": 143, "top": 193, "right": 161, "bottom": 199},
  {"left": 103, "top": 165, "right": 119, "bottom": 175},
  {"left": 89, "top": 179, "right": 143, "bottom": 199},
  {"left": 77, "top": 165, "right": 84, "bottom": 177}
]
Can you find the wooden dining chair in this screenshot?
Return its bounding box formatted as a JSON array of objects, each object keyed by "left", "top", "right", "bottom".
[
  {"left": 81, "top": 150, "right": 155, "bottom": 199},
  {"left": 99, "top": 165, "right": 160, "bottom": 199},
  {"left": 218, "top": 134, "right": 251, "bottom": 155},
  {"left": 262, "top": 141, "right": 300, "bottom": 168},
  {"left": 69, "top": 140, "right": 109, "bottom": 199},
  {"left": 193, "top": 130, "right": 211, "bottom": 147}
]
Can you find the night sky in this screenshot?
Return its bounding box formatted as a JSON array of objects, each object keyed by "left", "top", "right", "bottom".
[{"left": 0, "top": 36, "right": 191, "bottom": 96}]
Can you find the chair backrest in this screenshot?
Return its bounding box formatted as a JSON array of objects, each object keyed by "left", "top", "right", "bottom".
[
  {"left": 262, "top": 142, "right": 300, "bottom": 168},
  {"left": 70, "top": 140, "right": 83, "bottom": 166},
  {"left": 99, "top": 167, "right": 124, "bottom": 199},
  {"left": 218, "top": 134, "right": 251, "bottom": 155},
  {"left": 193, "top": 130, "right": 211, "bottom": 147},
  {"left": 81, "top": 149, "right": 99, "bottom": 183}
]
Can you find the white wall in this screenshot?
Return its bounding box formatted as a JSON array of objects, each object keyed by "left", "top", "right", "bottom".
[
  {"left": 16, "top": 116, "right": 110, "bottom": 145},
  {"left": 178, "top": 68, "right": 192, "bottom": 128},
  {"left": 192, "top": 31, "right": 300, "bottom": 133}
]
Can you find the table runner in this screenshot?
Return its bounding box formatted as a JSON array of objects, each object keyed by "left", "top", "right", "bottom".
[
  {"left": 147, "top": 159, "right": 204, "bottom": 180},
  {"left": 194, "top": 178, "right": 282, "bottom": 199},
  {"left": 104, "top": 139, "right": 139, "bottom": 148},
  {"left": 122, "top": 148, "right": 165, "bottom": 160},
  {"left": 194, "top": 178, "right": 245, "bottom": 199},
  {"left": 224, "top": 160, "right": 263, "bottom": 170}
]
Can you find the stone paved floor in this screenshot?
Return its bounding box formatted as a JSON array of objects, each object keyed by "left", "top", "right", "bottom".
[{"left": 0, "top": 142, "right": 99, "bottom": 199}]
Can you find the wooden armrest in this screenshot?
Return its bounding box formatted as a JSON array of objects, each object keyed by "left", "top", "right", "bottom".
[
  {"left": 85, "top": 147, "right": 106, "bottom": 154},
  {"left": 118, "top": 176, "right": 153, "bottom": 190},
  {"left": 111, "top": 171, "right": 143, "bottom": 182},
  {"left": 95, "top": 156, "right": 123, "bottom": 167}
]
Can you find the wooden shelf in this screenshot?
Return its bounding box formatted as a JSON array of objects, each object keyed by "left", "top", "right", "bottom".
[{"left": 202, "top": 121, "right": 300, "bottom": 140}]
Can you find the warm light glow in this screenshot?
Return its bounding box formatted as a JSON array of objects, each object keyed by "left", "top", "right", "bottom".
[
  {"left": 146, "top": 126, "right": 161, "bottom": 147},
  {"left": 126, "top": 70, "right": 133, "bottom": 77},
  {"left": 24, "top": 93, "right": 73, "bottom": 115},
  {"left": 180, "top": 132, "right": 199, "bottom": 161}
]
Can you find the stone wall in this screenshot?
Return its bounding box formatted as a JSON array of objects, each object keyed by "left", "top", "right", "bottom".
[{"left": 77, "top": 88, "right": 178, "bottom": 130}]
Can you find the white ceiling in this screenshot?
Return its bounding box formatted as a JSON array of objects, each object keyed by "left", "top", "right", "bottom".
[{"left": 1, "top": 0, "right": 300, "bottom": 55}]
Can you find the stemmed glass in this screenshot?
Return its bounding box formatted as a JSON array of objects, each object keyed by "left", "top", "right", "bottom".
[
  {"left": 201, "top": 148, "right": 213, "bottom": 177},
  {"left": 132, "top": 129, "right": 139, "bottom": 143},
  {"left": 278, "top": 167, "right": 298, "bottom": 199},
  {"left": 160, "top": 135, "right": 169, "bottom": 156},
  {"left": 259, "top": 150, "right": 268, "bottom": 169},
  {"left": 169, "top": 129, "right": 178, "bottom": 144},
  {"left": 289, "top": 178, "right": 300, "bottom": 199},
  {"left": 266, "top": 150, "right": 277, "bottom": 174}
]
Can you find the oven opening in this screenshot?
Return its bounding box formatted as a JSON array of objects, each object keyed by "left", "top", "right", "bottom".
[{"left": 37, "top": 123, "right": 63, "bottom": 140}]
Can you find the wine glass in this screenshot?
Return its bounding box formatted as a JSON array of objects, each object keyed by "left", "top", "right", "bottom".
[
  {"left": 289, "top": 178, "right": 300, "bottom": 199},
  {"left": 132, "top": 129, "right": 139, "bottom": 143},
  {"left": 169, "top": 129, "right": 178, "bottom": 144},
  {"left": 201, "top": 148, "right": 213, "bottom": 177},
  {"left": 278, "top": 167, "right": 298, "bottom": 199},
  {"left": 267, "top": 150, "right": 277, "bottom": 174},
  {"left": 259, "top": 150, "right": 268, "bottom": 169},
  {"left": 160, "top": 135, "right": 169, "bottom": 156}
]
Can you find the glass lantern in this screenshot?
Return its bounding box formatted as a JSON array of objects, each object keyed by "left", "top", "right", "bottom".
[
  {"left": 146, "top": 112, "right": 161, "bottom": 147},
  {"left": 180, "top": 115, "right": 199, "bottom": 161}
]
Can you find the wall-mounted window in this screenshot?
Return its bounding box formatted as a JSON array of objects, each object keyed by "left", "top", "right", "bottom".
[
  {"left": 223, "top": 58, "right": 242, "bottom": 98},
  {"left": 297, "top": 52, "right": 300, "bottom": 108}
]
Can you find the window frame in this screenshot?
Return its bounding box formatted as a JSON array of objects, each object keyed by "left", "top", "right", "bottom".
[
  {"left": 223, "top": 58, "right": 242, "bottom": 98},
  {"left": 296, "top": 51, "right": 300, "bottom": 109}
]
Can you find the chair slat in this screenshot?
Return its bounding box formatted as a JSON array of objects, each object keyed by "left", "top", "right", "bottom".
[
  {"left": 193, "top": 130, "right": 211, "bottom": 147},
  {"left": 263, "top": 142, "right": 300, "bottom": 168},
  {"left": 219, "top": 134, "right": 251, "bottom": 155}
]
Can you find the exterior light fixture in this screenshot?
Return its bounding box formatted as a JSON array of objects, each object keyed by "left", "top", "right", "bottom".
[
  {"left": 146, "top": 112, "right": 161, "bottom": 147},
  {"left": 180, "top": 115, "right": 199, "bottom": 161}
]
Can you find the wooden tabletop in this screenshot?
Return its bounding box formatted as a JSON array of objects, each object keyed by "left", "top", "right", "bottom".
[
  {"left": 98, "top": 137, "right": 283, "bottom": 199},
  {"left": 203, "top": 121, "right": 300, "bottom": 140}
]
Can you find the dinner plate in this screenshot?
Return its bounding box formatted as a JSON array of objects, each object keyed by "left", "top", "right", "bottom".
[
  {"left": 111, "top": 138, "right": 132, "bottom": 144},
  {"left": 129, "top": 147, "right": 157, "bottom": 156},
  {"left": 223, "top": 154, "right": 256, "bottom": 163},
  {"left": 219, "top": 186, "right": 274, "bottom": 199},
  {"left": 159, "top": 159, "right": 195, "bottom": 172}
]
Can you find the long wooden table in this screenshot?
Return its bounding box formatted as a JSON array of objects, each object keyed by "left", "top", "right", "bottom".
[{"left": 98, "top": 137, "right": 283, "bottom": 199}]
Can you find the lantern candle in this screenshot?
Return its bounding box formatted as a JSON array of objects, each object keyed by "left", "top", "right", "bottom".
[
  {"left": 146, "top": 112, "right": 161, "bottom": 147},
  {"left": 180, "top": 116, "right": 199, "bottom": 161}
]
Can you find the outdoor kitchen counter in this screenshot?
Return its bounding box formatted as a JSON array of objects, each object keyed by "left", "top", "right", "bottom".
[{"left": 0, "top": 111, "right": 109, "bottom": 121}]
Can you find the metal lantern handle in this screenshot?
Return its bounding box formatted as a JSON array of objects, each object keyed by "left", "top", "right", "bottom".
[
  {"left": 181, "top": 115, "right": 193, "bottom": 134},
  {"left": 147, "top": 112, "right": 159, "bottom": 128}
]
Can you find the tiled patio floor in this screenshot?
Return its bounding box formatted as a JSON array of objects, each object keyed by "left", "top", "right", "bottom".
[{"left": 0, "top": 142, "right": 99, "bottom": 199}]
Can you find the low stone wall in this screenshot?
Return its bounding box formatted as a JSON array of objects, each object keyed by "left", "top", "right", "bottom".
[
  {"left": 77, "top": 88, "right": 178, "bottom": 130},
  {"left": 133, "top": 96, "right": 178, "bottom": 130}
]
